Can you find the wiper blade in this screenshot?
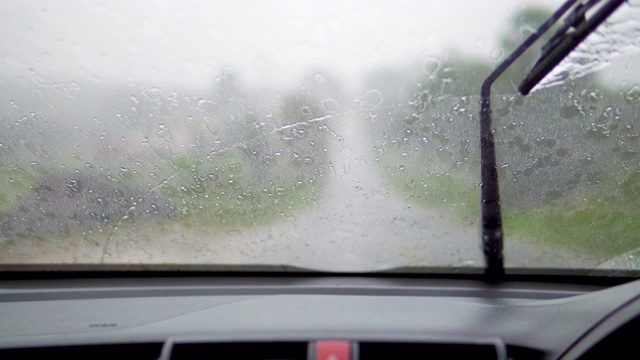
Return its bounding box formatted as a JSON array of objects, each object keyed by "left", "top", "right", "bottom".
[
  {"left": 479, "top": 0, "right": 577, "bottom": 282},
  {"left": 519, "top": 0, "right": 626, "bottom": 95},
  {"left": 479, "top": 0, "right": 624, "bottom": 282}
]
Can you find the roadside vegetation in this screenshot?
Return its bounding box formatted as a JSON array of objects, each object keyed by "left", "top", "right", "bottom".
[
  {"left": 0, "top": 71, "right": 337, "bottom": 249},
  {"left": 361, "top": 6, "right": 640, "bottom": 263}
]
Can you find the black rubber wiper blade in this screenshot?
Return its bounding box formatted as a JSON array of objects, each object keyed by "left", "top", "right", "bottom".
[
  {"left": 479, "top": 0, "right": 626, "bottom": 283},
  {"left": 479, "top": 0, "right": 578, "bottom": 282},
  {"left": 519, "top": 0, "right": 626, "bottom": 95}
]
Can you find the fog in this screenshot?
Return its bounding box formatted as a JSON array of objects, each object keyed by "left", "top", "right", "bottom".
[{"left": 2, "top": 0, "right": 562, "bottom": 90}]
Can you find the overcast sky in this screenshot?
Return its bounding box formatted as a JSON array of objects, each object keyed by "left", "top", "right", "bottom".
[{"left": 5, "top": 0, "right": 637, "bottom": 92}]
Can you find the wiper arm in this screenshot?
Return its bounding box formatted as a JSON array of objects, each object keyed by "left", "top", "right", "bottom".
[
  {"left": 519, "top": 0, "right": 626, "bottom": 95},
  {"left": 479, "top": 0, "right": 624, "bottom": 282}
]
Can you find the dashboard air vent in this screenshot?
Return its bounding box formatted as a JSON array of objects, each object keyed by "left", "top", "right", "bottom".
[
  {"left": 358, "top": 341, "right": 503, "bottom": 360},
  {"left": 169, "top": 342, "right": 308, "bottom": 360}
]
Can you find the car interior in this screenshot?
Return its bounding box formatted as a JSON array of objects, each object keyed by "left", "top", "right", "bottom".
[{"left": 1, "top": 0, "right": 640, "bottom": 359}]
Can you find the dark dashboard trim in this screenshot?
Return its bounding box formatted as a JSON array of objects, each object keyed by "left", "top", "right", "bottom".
[
  {"left": 0, "top": 274, "right": 615, "bottom": 302},
  {"left": 558, "top": 292, "right": 640, "bottom": 360},
  {"left": 0, "top": 268, "right": 636, "bottom": 287}
]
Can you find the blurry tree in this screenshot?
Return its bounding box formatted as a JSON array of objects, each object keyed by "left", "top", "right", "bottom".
[
  {"left": 496, "top": 6, "right": 555, "bottom": 93},
  {"left": 299, "top": 68, "right": 349, "bottom": 111},
  {"left": 415, "top": 54, "right": 494, "bottom": 103}
]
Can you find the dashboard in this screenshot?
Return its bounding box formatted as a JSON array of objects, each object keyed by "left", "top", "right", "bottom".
[{"left": 1, "top": 273, "right": 639, "bottom": 360}]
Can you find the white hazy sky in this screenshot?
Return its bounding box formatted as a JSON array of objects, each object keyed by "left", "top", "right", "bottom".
[{"left": 1, "top": 0, "right": 600, "bottom": 91}]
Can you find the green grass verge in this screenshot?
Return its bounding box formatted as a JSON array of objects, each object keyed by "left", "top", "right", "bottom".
[
  {"left": 503, "top": 194, "right": 640, "bottom": 261},
  {"left": 0, "top": 167, "right": 37, "bottom": 210},
  {"left": 377, "top": 147, "right": 640, "bottom": 262},
  {"left": 392, "top": 172, "right": 478, "bottom": 216},
  {"left": 1, "top": 149, "right": 327, "bottom": 243},
  {"left": 157, "top": 150, "right": 327, "bottom": 229},
  {"left": 376, "top": 146, "right": 479, "bottom": 221}
]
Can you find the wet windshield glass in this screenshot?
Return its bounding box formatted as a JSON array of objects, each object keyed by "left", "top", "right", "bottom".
[
  {"left": 0, "top": 0, "right": 638, "bottom": 272},
  {"left": 496, "top": 2, "right": 640, "bottom": 272}
]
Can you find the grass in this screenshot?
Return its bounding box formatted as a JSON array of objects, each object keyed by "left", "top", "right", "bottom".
[
  {"left": 503, "top": 166, "right": 640, "bottom": 261},
  {"left": 503, "top": 194, "right": 640, "bottom": 261},
  {"left": 161, "top": 178, "right": 324, "bottom": 230},
  {"left": 0, "top": 148, "right": 327, "bottom": 245},
  {"left": 377, "top": 145, "right": 640, "bottom": 262},
  {"left": 390, "top": 168, "right": 640, "bottom": 262},
  {"left": 376, "top": 145, "right": 479, "bottom": 223},
  {"left": 156, "top": 149, "right": 327, "bottom": 228},
  {"left": 0, "top": 167, "right": 37, "bottom": 210},
  {"left": 393, "top": 172, "right": 478, "bottom": 216}
]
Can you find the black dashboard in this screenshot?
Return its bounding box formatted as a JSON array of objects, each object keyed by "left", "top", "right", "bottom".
[{"left": 1, "top": 273, "right": 639, "bottom": 360}]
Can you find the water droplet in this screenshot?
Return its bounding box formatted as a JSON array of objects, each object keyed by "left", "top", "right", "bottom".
[
  {"left": 626, "top": 86, "right": 640, "bottom": 103},
  {"left": 300, "top": 106, "right": 311, "bottom": 116},
  {"left": 190, "top": 183, "right": 206, "bottom": 194},
  {"left": 341, "top": 147, "right": 353, "bottom": 156},
  {"left": 621, "top": 149, "right": 637, "bottom": 161},
  {"left": 322, "top": 98, "right": 338, "bottom": 113},
  {"left": 535, "top": 137, "right": 556, "bottom": 148},
  {"left": 197, "top": 99, "right": 217, "bottom": 113},
  {"left": 262, "top": 154, "right": 277, "bottom": 165},
  {"left": 65, "top": 179, "right": 83, "bottom": 196},
  {"left": 314, "top": 73, "right": 325, "bottom": 84},
  {"left": 490, "top": 47, "right": 503, "bottom": 60},
  {"left": 120, "top": 167, "right": 133, "bottom": 180},
  {"left": 423, "top": 57, "right": 440, "bottom": 75},
  {"left": 295, "top": 128, "right": 308, "bottom": 139},
  {"left": 365, "top": 89, "right": 382, "bottom": 107},
  {"left": 560, "top": 105, "right": 581, "bottom": 119},
  {"left": 546, "top": 190, "right": 563, "bottom": 200},
  {"left": 556, "top": 148, "right": 571, "bottom": 157}
]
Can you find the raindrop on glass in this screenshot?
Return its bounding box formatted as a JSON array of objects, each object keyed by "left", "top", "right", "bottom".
[
  {"left": 365, "top": 89, "right": 382, "bottom": 107},
  {"left": 322, "top": 98, "right": 338, "bottom": 113},
  {"left": 626, "top": 86, "right": 640, "bottom": 103},
  {"left": 423, "top": 58, "right": 440, "bottom": 75},
  {"left": 490, "top": 47, "right": 503, "bottom": 60}
]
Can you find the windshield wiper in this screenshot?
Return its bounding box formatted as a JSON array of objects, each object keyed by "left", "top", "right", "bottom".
[
  {"left": 479, "top": 0, "right": 624, "bottom": 282},
  {"left": 519, "top": 0, "right": 626, "bottom": 95}
]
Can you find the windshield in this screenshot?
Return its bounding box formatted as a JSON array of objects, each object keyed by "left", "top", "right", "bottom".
[{"left": 1, "top": 0, "right": 639, "bottom": 274}]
